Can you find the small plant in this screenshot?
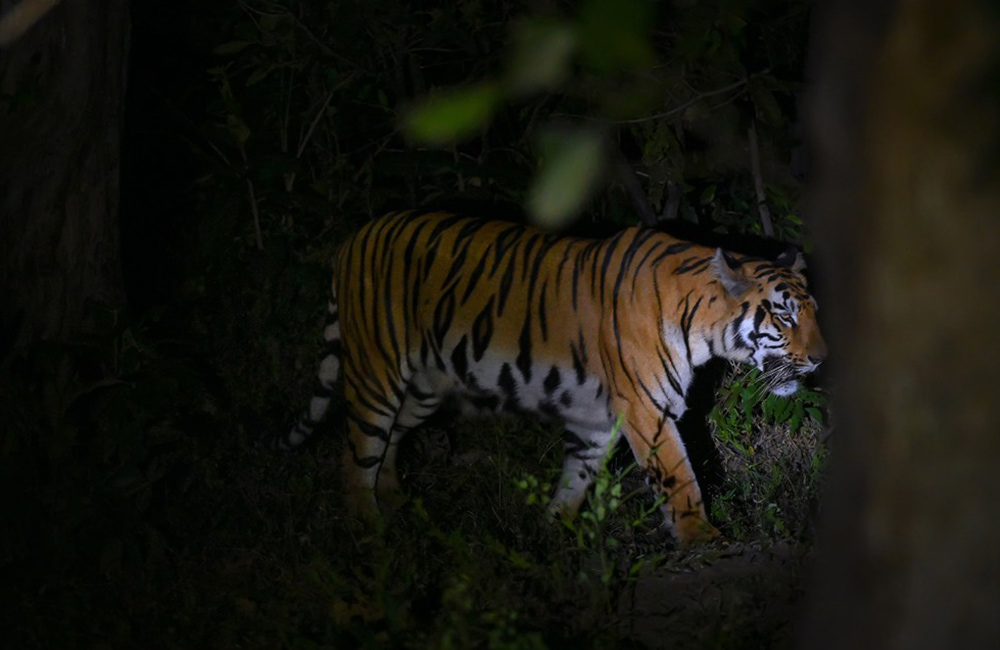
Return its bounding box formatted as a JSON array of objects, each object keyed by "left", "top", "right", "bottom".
[
  {"left": 709, "top": 365, "right": 828, "bottom": 541},
  {"left": 710, "top": 366, "right": 825, "bottom": 447},
  {"left": 517, "top": 416, "right": 664, "bottom": 597}
]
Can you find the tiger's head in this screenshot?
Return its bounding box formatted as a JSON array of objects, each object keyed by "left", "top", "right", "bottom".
[{"left": 711, "top": 247, "right": 826, "bottom": 396}]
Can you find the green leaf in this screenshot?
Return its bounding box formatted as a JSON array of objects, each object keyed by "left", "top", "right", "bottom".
[
  {"left": 776, "top": 400, "right": 792, "bottom": 424},
  {"left": 789, "top": 408, "right": 804, "bottom": 433},
  {"left": 751, "top": 81, "right": 786, "bottom": 127},
  {"left": 806, "top": 406, "right": 824, "bottom": 424},
  {"left": 527, "top": 127, "right": 605, "bottom": 229},
  {"left": 226, "top": 114, "right": 251, "bottom": 147},
  {"left": 506, "top": 20, "right": 577, "bottom": 94},
  {"left": 402, "top": 84, "right": 501, "bottom": 145},
  {"left": 762, "top": 397, "right": 774, "bottom": 422}
]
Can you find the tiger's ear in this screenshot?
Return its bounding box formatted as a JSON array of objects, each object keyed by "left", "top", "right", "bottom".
[
  {"left": 712, "top": 249, "right": 751, "bottom": 297},
  {"left": 775, "top": 246, "right": 807, "bottom": 272}
]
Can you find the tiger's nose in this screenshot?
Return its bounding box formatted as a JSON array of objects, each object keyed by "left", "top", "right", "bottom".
[{"left": 809, "top": 333, "right": 827, "bottom": 367}]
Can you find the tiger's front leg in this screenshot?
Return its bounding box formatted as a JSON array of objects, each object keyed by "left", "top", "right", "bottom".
[
  {"left": 616, "top": 399, "right": 721, "bottom": 544},
  {"left": 548, "top": 422, "right": 620, "bottom": 520}
]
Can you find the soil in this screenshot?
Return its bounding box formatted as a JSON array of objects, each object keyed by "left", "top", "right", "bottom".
[{"left": 619, "top": 542, "right": 811, "bottom": 649}]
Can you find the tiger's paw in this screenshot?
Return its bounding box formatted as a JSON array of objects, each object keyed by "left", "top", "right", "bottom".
[{"left": 674, "top": 518, "right": 723, "bottom": 547}]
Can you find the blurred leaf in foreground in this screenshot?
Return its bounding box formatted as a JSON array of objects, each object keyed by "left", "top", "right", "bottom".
[
  {"left": 505, "top": 19, "right": 577, "bottom": 95},
  {"left": 528, "top": 126, "right": 606, "bottom": 229},
  {"left": 402, "top": 83, "right": 501, "bottom": 146}
]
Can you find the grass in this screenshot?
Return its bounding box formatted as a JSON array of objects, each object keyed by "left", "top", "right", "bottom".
[{"left": 1, "top": 323, "right": 827, "bottom": 649}]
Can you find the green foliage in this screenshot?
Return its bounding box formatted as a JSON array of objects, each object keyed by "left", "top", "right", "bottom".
[
  {"left": 711, "top": 367, "right": 826, "bottom": 446},
  {"left": 505, "top": 20, "right": 576, "bottom": 94},
  {"left": 709, "top": 366, "right": 828, "bottom": 540},
  {"left": 1, "top": 337, "right": 823, "bottom": 648},
  {"left": 527, "top": 126, "right": 606, "bottom": 229},
  {"left": 403, "top": 83, "right": 503, "bottom": 145},
  {"left": 518, "top": 417, "right": 664, "bottom": 592},
  {"left": 194, "top": 0, "right": 812, "bottom": 241}
]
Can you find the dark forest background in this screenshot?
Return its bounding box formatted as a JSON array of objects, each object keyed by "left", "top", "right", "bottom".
[{"left": 2, "top": 0, "right": 999, "bottom": 648}]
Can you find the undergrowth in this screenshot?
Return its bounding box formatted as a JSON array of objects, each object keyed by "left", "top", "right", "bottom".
[
  {"left": 709, "top": 365, "right": 828, "bottom": 540},
  {"left": 2, "top": 317, "right": 827, "bottom": 648}
]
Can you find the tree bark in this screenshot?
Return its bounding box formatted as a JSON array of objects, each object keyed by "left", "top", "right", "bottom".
[
  {"left": 0, "top": 0, "right": 129, "bottom": 352},
  {"left": 802, "top": 0, "right": 1000, "bottom": 648}
]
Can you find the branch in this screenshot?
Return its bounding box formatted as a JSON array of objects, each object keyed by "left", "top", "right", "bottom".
[
  {"left": 661, "top": 180, "right": 682, "bottom": 221},
  {"left": 296, "top": 72, "right": 358, "bottom": 159},
  {"left": 551, "top": 78, "right": 749, "bottom": 126},
  {"left": 613, "top": 153, "right": 657, "bottom": 228},
  {"left": 748, "top": 117, "right": 775, "bottom": 238}
]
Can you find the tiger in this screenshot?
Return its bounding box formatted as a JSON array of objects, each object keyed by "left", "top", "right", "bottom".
[{"left": 277, "top": 210, "right": 826, "bottom": 544}]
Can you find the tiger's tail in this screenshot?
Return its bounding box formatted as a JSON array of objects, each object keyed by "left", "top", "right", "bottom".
[{"left": 275, "top": 290, "right": 342, "bottom": 450}]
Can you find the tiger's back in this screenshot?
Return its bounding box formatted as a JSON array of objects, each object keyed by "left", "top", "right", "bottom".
[{"left": 280, "top": 211, "right": 826, "bottom": 544}]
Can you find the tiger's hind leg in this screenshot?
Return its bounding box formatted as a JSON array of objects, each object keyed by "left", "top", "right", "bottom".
[
  {"left": 375, "top": 380, "right": 443, "bottom": 507},
  {"left": 342, "top": 370, "right": 442, "bottom": 522}
]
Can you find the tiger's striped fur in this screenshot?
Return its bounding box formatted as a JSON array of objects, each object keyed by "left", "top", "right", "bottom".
[{"left": 279, "top": 211, "right": 826, "bottom": 544}]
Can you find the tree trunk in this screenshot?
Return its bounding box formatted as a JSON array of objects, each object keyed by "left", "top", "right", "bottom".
[
  {"left": 802, "top": 0, "right": 1000, "bottom": 648},
  {"left": 0, "top": 0, "right": 129, "bottom": 352}
]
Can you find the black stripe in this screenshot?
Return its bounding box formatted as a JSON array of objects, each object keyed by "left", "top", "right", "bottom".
[
  {"left": 314, "top": 380, "right": 335, "bottom": 398},
  {"left": 520, "top": 233, "right": 540, "bottom": 282},
  {"left": 346, "top": 411, "right": 391, "bottom": 442},
  {"left": 570, "top": 332, "right": 588, "bottom": 384},
  {"left": 673, "top": 255, "right": 712, "bottom": 275},
  {"left": 657, "top": 347, "right": 683, "bottom": 397},
  {"left": 325, "top": 339, "right": 343, "bottom": 357},
  {"left": 538, "top": 281, "right": 548, "bottom": 342},
  {"left": 730, "top": 302, "right": 751, "bottom": 349},
  {"left": 555, "top": 241, "right": 576, "bottom": 291},
  {"left": 442, "top": 239, "right": 471, "bottom": 289},
  {"left": 516, "top": 313, "right": 533, "bottom": 383},
  {"left": 543, "top": 366, "right": 561, "bottom": 394},
  {"left": 489, "top": 225, "right": 523, "bottom": 276},
  {"left": 631, "top": 240, "right": 663, "bottom": 293},
  {"left": 649, "top": 242, "right": 695, "bottom": 270},
  {"left": 598, "top": 234, "right": 621, "bottom": 305},
  {"left": 460, "top": 253, "right": 490, "bottom": 305},
  {"left": 432, "top": 286, "right": 457, "bottom": 347},
  {"left": 451, "top": 335, "right": 469, "bottom": 381},
  {"left": 497, "top": 255, "right": 517, "bottom": 317},
  {"left": 471, "top": 297, "right": 495, "bottom": 361},
  {"left": 498, "top": 362, "right": 518, "bottom": 401}
]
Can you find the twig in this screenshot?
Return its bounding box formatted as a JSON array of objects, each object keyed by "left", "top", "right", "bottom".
[
  {"left": 282, "top": 73, "right": 358, "bottom": 192},
  {"left": 296, "top": 73, "right": 358, "bottom": 159},
  {"left": 747, "top": 117, "right": 774, "bottom": 238},
  {"left": 245, "top": 177, "right": 264, "bottom": 251},
  {"left": 555, "top": 78, "right": 750, "bottom": 126},
  {"left": 238, "top": 136, "right": 264, "bottom": 251},
  {"left": 614, "top": 153, "right": 657, "bottom": 227},
  {"left": 661, "top": 180, "right": 682, "bottom": 221}
]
